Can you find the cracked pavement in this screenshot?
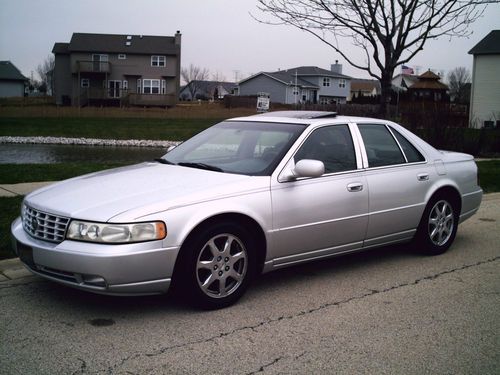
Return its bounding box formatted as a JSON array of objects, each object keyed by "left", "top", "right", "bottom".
[{"left": 1, "top": 195, "right": 499, "bottom": 374}]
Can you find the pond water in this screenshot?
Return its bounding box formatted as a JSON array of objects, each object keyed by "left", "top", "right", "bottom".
[{"left": 0, "top": 143, "right": 168, "bottom": 164}]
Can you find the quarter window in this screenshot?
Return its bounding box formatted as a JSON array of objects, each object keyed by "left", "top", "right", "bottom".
[
  {"left": 391, "top": 128, "right": 425, "bottom": 163},
  {"left": 295, "top": 125, "right": 357, "bottom": 174},
  {"left": 358, "top": 124, "right": 406, "bottom": 167},
  {"left": 151, "top": 55, "right": 166, "bottom": 67}
]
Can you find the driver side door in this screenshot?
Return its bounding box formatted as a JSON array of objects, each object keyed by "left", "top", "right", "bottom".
[{"left": 270, "top": 124, "right": 369, "bottom": 267}]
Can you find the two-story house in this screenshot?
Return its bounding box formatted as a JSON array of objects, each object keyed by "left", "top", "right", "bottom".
[
  {"left": 52, "top": 32, "right": 181, "bottom": 107},
  {"left": 468, "top": 30, "right": 500, "bottom": 128},
  {"left": 237, "top": 63, "right": 351, "bottom": 105}
]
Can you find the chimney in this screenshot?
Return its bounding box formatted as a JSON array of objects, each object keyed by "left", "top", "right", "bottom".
[
  {"left": 175, "top": 30, "right": 181, "bottom": 46},
  {"left": 331, "top": 60, "right": 342, "bottom": 74}
]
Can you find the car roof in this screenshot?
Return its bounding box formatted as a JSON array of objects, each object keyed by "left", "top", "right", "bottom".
[{"left": 229, "top": 111, "right": 388, "bottom": 126}]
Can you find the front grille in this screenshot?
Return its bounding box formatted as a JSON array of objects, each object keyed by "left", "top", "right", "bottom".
[{"left": 22, "top": 205, "right": 70, "bottom": 243}]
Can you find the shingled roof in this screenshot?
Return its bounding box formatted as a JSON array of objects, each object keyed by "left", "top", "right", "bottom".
[
  {"left": 0, "top": 61, "right": 28, "bottom": 81},
  {"left": 409, "top": 70, "right": 448, "bottom": 90},
  {"left": 468, "top": 30, "right": 500, "bottom": 55},
  {"left": 54, "top": 33, "right": 180, "bottom": 55},
  {"left": 281, "top": 66, "right": 351, "bottom": 79}
]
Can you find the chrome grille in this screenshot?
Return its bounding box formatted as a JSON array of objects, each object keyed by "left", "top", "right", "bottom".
[{"left": 22, "top": 205, "right": 70, "bottom": 243}]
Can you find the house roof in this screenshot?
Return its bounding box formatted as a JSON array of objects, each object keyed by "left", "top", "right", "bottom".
[
  {"left": 57, "top": 33, "right": 180, "bottom": 55},
  {"left": 0, "top": 61, "right": 28, "bottom": 81},
  {"left": 52, "top": 43, "right": 69, "bottom": 54},
  {"left": 282, "top": 66, "right": 351, "bottom": 79},
  {"left": 351, "top": 79, "right": 380, "bottom": 93},
  {"left": 409, "top": 70, "right": 448, "bottom": 90},
  {"left": 468, "top": 30, "right": 500, "bottom": 55},
  {"left": 181, "top": 80, "right": 236, "bottom": 93}
]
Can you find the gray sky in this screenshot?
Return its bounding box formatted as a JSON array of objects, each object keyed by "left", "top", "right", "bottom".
[{"left": 1, "top": 0, "right": 499, "bottom": 83}]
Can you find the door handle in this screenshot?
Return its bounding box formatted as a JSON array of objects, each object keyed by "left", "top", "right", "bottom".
[
  {"left": 417, "top": 173, "right": 429, "bottom": 181},
  {"left": 347, "top": 183, "right": 363, "bottom": 192}
]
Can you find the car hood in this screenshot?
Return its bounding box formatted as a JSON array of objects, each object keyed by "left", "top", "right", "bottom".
[{"left": 25, "top": 163, "right": 270, "bottom": 222}]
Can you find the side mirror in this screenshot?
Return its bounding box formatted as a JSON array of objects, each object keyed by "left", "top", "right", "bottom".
[
  {"left": 294, "top": 159, "right": 325, "bottom": 178},
  {"left": 279, "top": 159, "right": 325, "bottom": 181}
]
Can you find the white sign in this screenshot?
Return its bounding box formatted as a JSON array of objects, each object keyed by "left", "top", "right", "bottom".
[{"left": 256, "top": 96, "right": 270, "bottom": 112}]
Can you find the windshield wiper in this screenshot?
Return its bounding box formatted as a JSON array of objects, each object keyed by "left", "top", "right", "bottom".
[
  {"left": 154, "top": 158, "right": 175, "bottom": 165},
  {"left": 177, "top": 162, "right": 224, "bottom": 172}
]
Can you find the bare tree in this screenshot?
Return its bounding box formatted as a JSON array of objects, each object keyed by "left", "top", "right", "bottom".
[
  {"left": 36, "top": 55, "right": 55, "bottom": 95},
  {"left": 255, "top": 0, "right": 498, "bottom": 115},
  {"left": 181, "top": 64, "right": 210, "bottom": 100},
  {"left": 447, "top": 67, "right": 471, "bottom": 103}
]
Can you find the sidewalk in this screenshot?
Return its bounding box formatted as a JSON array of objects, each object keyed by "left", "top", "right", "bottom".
[{"left": 0, "top": 181, "right": 56, "bottom": 197}]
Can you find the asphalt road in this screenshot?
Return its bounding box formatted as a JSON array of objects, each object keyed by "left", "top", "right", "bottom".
[{"left": 1, "top": 195, "right": 499, "bottom": 375}]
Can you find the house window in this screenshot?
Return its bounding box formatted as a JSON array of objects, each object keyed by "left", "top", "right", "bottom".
[
  {"left": 339, "top": 79, "right": 346, "bottom": 88},
  {"left": 118, "top": 54, "right": 126, "bottom": 60},
  {"left": 143, "top": 79, "right": 160, "bottom": 94},
  {"left": 292, "top": 89, "right": 299, "bottom": 95},
  {"left": 137, "top": 79, "right": 141, "bottom": 93},
  {"left": 161, "top": 80, "right": 166, "bottom": 94},
  {"left": 123, "top": 80, "right": 128, "bottom": 91},
  {"left": 323, "top": 78, "right": 330, "bottom": 87},
  {"left": 151, "top": 55, "right": 166, "bottom": 67},
  {"left": 81, "top": 78, "right": 89, "bottom": 88}
]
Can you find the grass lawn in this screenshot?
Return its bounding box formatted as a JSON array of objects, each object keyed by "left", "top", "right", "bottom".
[
  {"left": 0, "top": 163, "right": 128, "bottom": 184},
  {"left": 0, "top": 196, "right": 23, "bottom": 260},
  {"left": 0, "top": 117, "right": 218, "bottom": 141},
  {"left": 477, "top": 160, "right": 500, "bottom": 193}
]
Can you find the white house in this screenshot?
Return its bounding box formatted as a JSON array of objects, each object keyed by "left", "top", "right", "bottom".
[{"left": 468, "top": 30, "right": 500, "bottom": 128}]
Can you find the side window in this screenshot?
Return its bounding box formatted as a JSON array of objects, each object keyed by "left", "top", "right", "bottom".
[
  {"left": 295, "top": 125, "right": 357, "bottom": 174},
  {"left": 358, "top": 124, "right": 405, "bottom": 167},
  {"left": 391, "top": 128, "right": 425, "bottom": 163}
]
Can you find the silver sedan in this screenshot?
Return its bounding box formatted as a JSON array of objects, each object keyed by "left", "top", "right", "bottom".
[{"left": 11, "top": 111, "right": 482, "bottom": 309}]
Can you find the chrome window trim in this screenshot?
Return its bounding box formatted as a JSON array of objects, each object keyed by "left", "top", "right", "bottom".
[
  {"left": 277, "top": 122, "right": 362, "bottom": 182},
  {"left": 354, "top": 122, "right": 429, "bottom": 170}
]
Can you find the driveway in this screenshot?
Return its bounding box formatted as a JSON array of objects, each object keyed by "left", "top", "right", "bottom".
[{"left": 1, "top": 194, "right": 499, "bottom": 374}]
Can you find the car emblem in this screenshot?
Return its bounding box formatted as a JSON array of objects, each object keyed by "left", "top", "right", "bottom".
[{"left": 31, "top": 217, "right": 39, "bottom": 232}]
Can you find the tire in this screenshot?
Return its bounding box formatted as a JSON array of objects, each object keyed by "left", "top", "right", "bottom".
[
  {"left": 414, "top": 193, "right": 459, "bottom": 255},
  {"left": 175, "top": 222, "right": 255, "bottom": 309}
]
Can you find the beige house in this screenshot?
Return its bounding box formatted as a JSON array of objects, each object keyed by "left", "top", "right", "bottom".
[
  {"left": 468, "top": 30, "right": 500, "bottom": 128},
  {"left": 52, "top": 32, "right": 181, "bottom": 107}
]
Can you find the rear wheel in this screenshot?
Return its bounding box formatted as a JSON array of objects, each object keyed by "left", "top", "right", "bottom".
[
  {"left": 175, "top": 222, "right": 255, "bottom": 309},
  {"left": 415, "top": 194, "right": 459, "bottom": 255}
]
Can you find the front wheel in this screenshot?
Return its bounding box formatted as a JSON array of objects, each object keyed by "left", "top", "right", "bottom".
[
  {"left": 414, "top": 194, "right": 459, "bottom": 255},
  {"left": 175, "top": 222, "right": 255, "bottom": 309}
]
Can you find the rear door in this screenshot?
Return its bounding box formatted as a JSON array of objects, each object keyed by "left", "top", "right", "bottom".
[{"left": 355, "top": 123, "right": 431, "bottom": 247}]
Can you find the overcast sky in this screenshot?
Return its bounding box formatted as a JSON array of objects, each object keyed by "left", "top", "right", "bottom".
[{"left": 1, "top": 0, "right": 499, "bottom": 83}]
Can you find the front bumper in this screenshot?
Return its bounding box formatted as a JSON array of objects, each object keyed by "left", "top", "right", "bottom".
[{"left": 11, "top": 217, "right": 180, "bottom": 296}]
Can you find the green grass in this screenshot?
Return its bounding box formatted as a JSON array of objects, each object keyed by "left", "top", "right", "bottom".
[
  {"left": 0, "top": 163, "right": 128, "bottom": 184},
  {"left": 0, "top": 117, "right": 218, "bottom": 141},
  {"left": 0, "top": 196, "right": 23, "bottom": 260},
  {"left": 477, "top": 160, "right": 500, "bottom": 193}
]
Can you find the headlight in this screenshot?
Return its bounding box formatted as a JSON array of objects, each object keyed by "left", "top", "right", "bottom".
[{"left": 67, "top": 220, "right": 166, "bottom": 244}]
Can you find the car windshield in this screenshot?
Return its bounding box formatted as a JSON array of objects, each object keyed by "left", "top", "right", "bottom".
[{"left": 161, "top": 121, "right": 306, "bottom": 176}]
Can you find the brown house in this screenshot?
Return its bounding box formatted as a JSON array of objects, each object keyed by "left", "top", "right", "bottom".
[
  {"left": 408, "top": 70, "right": 448, "bottom": 102},
  {"left": 52, "top": 32, "right": 181, "bottom": 107}
]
